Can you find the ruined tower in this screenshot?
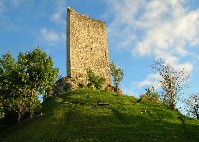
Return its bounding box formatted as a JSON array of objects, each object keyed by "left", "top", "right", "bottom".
[{"left": 66, "top": 8, "right": 111, "bottom": 87}]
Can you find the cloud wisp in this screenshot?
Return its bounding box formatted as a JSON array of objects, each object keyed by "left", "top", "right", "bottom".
[
  {"left": 0, "top": 1, "right": 5, "bottom": 15},
  {"left": 133, "top": 73, "right": 161, "bottom": 89},
  {"left": 50, "top": 0, "right": 66, "bottom": 25},
  {"left": 40, "top": 28, "right": 65, "bottom": 44},
  {"left": 105, "top": 0, "right": 199, "bottom": 89},
  {"left": 105, "top": 0, "right": 199, "bottom": 63}
]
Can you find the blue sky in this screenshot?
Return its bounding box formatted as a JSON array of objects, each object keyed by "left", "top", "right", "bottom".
[{"left": 1, "top": 0, "right": 199, "bottom": 102}]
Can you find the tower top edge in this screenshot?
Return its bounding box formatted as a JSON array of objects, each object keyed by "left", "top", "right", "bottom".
[{"left": 67, "top": 7, "right": 106, "bottom": 24}]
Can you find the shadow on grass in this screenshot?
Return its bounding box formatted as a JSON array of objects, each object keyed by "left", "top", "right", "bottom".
[
  {"left": 66, "top": 113, "right": 199, "bottom": 142},
  {"left": 3, "top": 89, "right": 199, "bottom": 142},
  {"left": 43, "top": 90, "right": 199, "bottom": 141}
]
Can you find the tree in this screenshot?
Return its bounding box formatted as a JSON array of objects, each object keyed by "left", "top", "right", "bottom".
[
  {"left": 0, "top": 91, "right": 4, "bottom": 119},
  {"left": 0, "top": 53, "right": 28, "bottom": 122},
  {"left": 0, "top": 48, "right": 59, "bottom": 122},
  {"left": 150, "top": 59, "right": 189, "bottom": 110},
  {"left": 184, "top": 94, "right": 199, "bottom": 119},
  {"left": 110, "top": 62, "right": 124, "bottom": 92},
  {"left": 18, "top": 48, "right": 59, "bottom": 118}
]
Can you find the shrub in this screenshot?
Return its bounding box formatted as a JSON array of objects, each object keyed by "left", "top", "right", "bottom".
[
  {"left": 140, "top": 86, "right": 162, "bottom": 104},
  {"left": 0, "top": 108, "right": 5, "bottom": 119},
  {"left": 87, "top": 69, "right": 105, "bottom": 89}
]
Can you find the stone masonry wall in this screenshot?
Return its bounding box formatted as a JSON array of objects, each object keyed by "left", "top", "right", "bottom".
[{"left": 67, "top": 8, "right": 112, "bottom": 87}]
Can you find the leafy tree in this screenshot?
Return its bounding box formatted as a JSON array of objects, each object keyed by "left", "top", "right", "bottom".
[
  {"left": 87, "top": 69, "right": 105, "bottom": 89},
  {"left": 0, "top": 53, "right": 28, "bottom": 122},
  {"left": 0, "top": 48, "right": 59, "bottom": 122},
  {"left": 0, "top": 53, "right": 17, "bottom": 120},
  {"left": 184, "top": 94, "right": 199, "bottom": 119},
  {"left": 18, "top": 48, "right": 59, "bottom": 118},
  {"left": 150, "top": 59, "right": 189, "bottom": 110},
  {"left": 0, "top": 99, "right": 5, "bottom": 119},
  {"left": 110, "top": 62, "right": 124, "bottom": 91}
]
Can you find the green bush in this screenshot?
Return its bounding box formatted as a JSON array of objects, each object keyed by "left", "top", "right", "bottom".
[
  {"left": 87, "top": 69, "right": 105, "bottom": 89},
  {"left": 0, "top": 101, "right": 4, "bottom": 119},
  {"left": 0, "top": 108, "right": 5, "bottom": 119},
  {"left": 64, "top": 82, "right": 72, "bottom": 92},
  {"left": 140, "top": 86, "right": 162, "bottom": 104}
]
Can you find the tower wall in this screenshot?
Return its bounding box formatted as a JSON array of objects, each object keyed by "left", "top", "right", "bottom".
[{"left": 67, "top": 8, "right": 111, "bottom": 87}]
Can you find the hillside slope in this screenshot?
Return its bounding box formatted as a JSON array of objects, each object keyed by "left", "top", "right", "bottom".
[{"left": 3, "top": 88, "right": 199, "bottom": 142}]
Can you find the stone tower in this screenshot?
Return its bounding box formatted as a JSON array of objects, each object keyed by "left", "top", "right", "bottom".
[{"left": 66, "top": 8, "right": 111, "bottom": 87}]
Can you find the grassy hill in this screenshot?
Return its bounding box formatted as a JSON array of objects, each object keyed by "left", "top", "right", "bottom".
[{"left": 2, "top": 88, "right": 199, "bottom": 142}]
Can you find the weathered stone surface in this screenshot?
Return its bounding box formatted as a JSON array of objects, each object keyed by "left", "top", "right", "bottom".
[
  {"left": 66, "top": 8, "right": 112, "bottom": 88},
  {"left": 53, "top": 77, "right": 78, "bottom": 95},
  {"left": 105, "top": 85, "right": 123, "bottom": 95},
  {"left": 65, "top": 77, "right": 78, "bottom": 91}
]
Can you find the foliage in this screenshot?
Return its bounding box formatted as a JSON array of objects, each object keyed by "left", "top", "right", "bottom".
[
  {"left": 3, "top": 88, "right": 199, "bottom": 142},
  {"left": 140, "top": 86, "right": 162, "bottom": 104},
  {"left": 110, "top": 62, "right": 124, "bottom": 91},
  {"left": 87, "top": 69, "right": 105, "bottom": 89},
  {"left": 0, "top": 53, "right": 28, "bottom": 122},
  {"left": 184, "top": 93, "right": 199, "bottom": 119},
  {"left": 150, "top": 59, "right": 189, "bottom": 110},
  {"left": 17, "top": 48, "right": 59, "bottom": 118},
  {"left": 0, "top": 105, "right": 5, "bottom": 119},
  {"left": 0, "top": 97, "right": 3, "bottom": 119},
  {"left": 0, "top": 48, "right": 58, "bottom": 123}
]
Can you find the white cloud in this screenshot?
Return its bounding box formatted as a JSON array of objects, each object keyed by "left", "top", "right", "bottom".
[
  {"left": 134, "top": 73, "right": 161, "bottom": 89},
  {"left": 0, "top": 1, "right": 5, "bottom": 14},
  {"left": 40, "top": 28, "right": 64, "bottom": 43},
  {"left": 121, "top": 86, "right": 135, "bottom": 96},
  {"left": 175, "top": 62, "right": 193, "bottom": 74},
  {"left": 133, "top": 61, "right": 193, "bottom": 90},
  {"left": 120, "top": 84, "right": 142, "bottom": 97},
  {"left": 50, "top": 0, "right": 66, "bottom": 24},
  {"left": 105, "top": 0, "right": 199, "bottom": 79},
  {"left": 175, "top": 46, "right": 188, "bottom": 57},
  {"left": 103, "top": 1, "right": 198, "bottom": 93}
]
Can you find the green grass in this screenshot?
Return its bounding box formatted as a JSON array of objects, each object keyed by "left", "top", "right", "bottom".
[{"left": 2, "top": 88, "right": 199, "bottom": 142}]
